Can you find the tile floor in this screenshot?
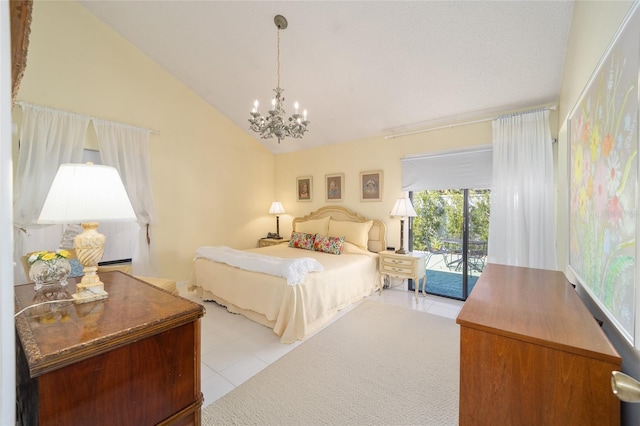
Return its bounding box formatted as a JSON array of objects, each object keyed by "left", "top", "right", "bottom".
[{"left": 177, "top": 280, "right": 464, "bottom": 410}]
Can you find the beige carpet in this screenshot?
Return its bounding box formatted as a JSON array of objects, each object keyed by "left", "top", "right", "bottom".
[{"left": 201, "top": 300, "right": 460, "bottom": 425}]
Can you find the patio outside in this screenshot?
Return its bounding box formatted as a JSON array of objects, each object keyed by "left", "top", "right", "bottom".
[
  {"left": 412, "top": 250, "right": 485, "bottom": 299},
  {"left": 411, "top": 189, "right": 490, "bottom": 300}
]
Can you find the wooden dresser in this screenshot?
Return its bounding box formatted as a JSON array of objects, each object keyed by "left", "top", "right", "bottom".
[
  {"left": 15, "top": 271, "right": 205, "bottom": 426},
  {"left": 456, "top": 264, "right": 621, "bottom": 425}
]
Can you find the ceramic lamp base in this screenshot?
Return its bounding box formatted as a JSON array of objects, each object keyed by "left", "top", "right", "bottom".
[
  {"left": 72, "top": 281, "right": 108, "bottom": 304},
  {"left": 73, "top": 222, "right": 108, "bottom": 304}
]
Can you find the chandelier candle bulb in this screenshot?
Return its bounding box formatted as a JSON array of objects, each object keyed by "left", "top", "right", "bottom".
[{"left": 294, "top": 102, "right": 299, "bottom": 113}]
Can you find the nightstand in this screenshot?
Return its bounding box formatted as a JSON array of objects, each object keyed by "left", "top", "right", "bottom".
[
  {"left": 259, "top": 237, "right": 288, "bottom": 248},
  {"left": 379, "top": 250, "right": 427, "bottom": 303}
]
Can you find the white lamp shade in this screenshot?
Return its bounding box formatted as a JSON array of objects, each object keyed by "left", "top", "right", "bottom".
[
  {"left": 390, "top": 197, "right": 417, "bottom": 218},
  {"left": 38, "top": 163, "right": 136, "bottom": 223},
  {"left": 269, "top": 201, "right": 285, "bottom": 215}
]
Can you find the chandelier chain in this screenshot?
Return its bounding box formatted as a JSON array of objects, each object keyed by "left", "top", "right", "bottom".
[{"left": 276, "top": 25, "right": 280, "bottom": 89}]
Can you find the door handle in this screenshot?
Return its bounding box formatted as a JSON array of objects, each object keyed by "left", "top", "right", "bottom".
[{"left": 612, "top": 371, "right": 640, "bottom": 402}]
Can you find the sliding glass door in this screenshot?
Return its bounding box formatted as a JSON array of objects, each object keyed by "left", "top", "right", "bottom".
[{"left": 409, "top": 189, "right": 489, "bottom": 300}]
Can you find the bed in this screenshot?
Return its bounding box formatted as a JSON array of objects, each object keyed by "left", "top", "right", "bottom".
[{"left": 189, "top": 206, "right": 387, "bottom": 343}]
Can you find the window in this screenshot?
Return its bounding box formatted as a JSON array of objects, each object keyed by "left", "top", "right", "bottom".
[
  {"left": 410, "top": 189, "right": 489, "bottom": 300},
  {"left": 402, "top": 146, "right": 492, "bottom": 300},
  {"left": 22, "top": 149, "right": 136, "bottom": 265}
]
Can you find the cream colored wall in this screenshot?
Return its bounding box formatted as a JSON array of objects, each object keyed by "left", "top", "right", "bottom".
[
  {"left": 14, "top": 1, "right": 276, "bottom": 281},
  {"left": 556, "top": 3, "right": 639, "bottom": 425},
  {"left": 275, "top": 121, "right": 493, "bottom": 249},
  {"left": 275, "top": 96, "right": 559, "bottom": 249}
]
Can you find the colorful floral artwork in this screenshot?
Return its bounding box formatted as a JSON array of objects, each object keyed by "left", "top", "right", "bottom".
[{"left": 569, "top": 4, "right": 639, "bottom": 343}]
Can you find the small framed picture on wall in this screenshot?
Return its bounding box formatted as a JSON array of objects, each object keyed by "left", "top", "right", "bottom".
[
  {"left": 360, "top": 170, "right": 383, "bottom": 202},
  {"left": 325, "top": 173, "right": 344, "bottom": 202},
  {"left": 296, "top": 176, "right": 312, "bottom": 202}
]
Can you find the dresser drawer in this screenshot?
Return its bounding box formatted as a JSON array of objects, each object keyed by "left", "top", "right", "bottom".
[
  {"left": 381, "top": 264, "right": 414, "bottom": 276},
  {"left": 382, "top": 257, "right": 414, "bottom": 267}
]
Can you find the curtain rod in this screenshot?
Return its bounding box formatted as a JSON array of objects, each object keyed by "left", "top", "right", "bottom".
[
  {"left": 15, "top": 101, "right": 160, "bottom": 135},
  {"left": 385, "top": 104, "right": 557, "bottom": 140}
]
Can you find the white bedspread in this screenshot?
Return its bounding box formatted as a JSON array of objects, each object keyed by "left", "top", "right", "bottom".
[
  {"left": 190, "top": 243, "right": 380, "bottom": 343},
  {"left": 194, "top": 246, "right": 323, "bottom": 285}
]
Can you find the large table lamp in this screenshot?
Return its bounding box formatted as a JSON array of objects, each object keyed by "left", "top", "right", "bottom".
[
  {"left": 390, "top": 197, "right": 417, "bottom": 254},
  {"left": 38, "top": 163, "right": 136, "bottom": 304},
  {"left": 268, "top": 201, "right": 285, "bottom": 239}
]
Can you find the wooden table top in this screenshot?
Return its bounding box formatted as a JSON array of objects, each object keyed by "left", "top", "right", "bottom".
[
  {"left": 15, "top": 271, "right": 205, "bottom": 377},
  {"left": 456, "top": 263, "right": 620, "bottom": 365}
]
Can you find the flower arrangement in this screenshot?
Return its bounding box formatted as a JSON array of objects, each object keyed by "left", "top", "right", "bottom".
[
  {"left": 27, "top": 250, "right": 72, "bottom": 289},
  {"left": 27, "top": 250, "right": 71, "bottom": 265}
]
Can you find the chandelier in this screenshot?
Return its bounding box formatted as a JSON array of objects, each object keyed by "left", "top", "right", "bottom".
[{"left": 249, "top": 15, "right": 309, "bottom": 143}]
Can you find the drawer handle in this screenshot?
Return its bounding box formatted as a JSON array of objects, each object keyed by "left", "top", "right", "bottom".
[{"left": 391, "top": 259, "right": 404, "bottom": 264}]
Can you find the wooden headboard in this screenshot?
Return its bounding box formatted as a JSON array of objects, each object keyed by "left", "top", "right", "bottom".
[{"left": 291, "top": 206, "right": 386, "bottom": 253}]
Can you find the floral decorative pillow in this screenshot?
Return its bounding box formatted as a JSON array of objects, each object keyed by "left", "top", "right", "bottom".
[
  {"left": 288, "top": 232, "right": 316, "bottom": 250},
  {"left": 313, "top": 234, "right": 345, "bottom": 255}
]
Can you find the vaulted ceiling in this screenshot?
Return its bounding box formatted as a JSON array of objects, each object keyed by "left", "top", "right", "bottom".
[{"left": 79, "top": 1, "right": 574, "bottom": 154}]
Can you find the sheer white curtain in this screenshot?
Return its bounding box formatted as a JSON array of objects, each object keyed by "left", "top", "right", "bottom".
[
  {"left": 93, "top": 120, "right": 158, "bottom": 276},
  {"left": 13, "top": 103, "right": 89, "bottom": 283},
  {"left": 487, "top": 109, "right": 557, "bottom": 270}
]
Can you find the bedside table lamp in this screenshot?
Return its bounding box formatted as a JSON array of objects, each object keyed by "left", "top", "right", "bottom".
[
  {"left": 38, "top": 163, "right": 136, "bottom": 304},
  {"left": 390, "top": 197, "right": 417, "bottom": 254},
  {"left": 268, "top": 201, "right": 285, "bottom": 239}
]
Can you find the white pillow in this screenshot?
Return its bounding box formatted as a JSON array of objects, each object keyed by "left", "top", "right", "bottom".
[
  {"left": 327, "top": 219, "right": 373, "bottom": 251},
  {"left": 294, "top": 217, "right": 330, "bottom": 236}
]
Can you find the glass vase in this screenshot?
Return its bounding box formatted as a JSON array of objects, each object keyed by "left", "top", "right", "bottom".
[
  {"left": 29, "top": 258, "right": 71, "bottom": 290},
  {"left": 31, "top": 285, "right": 72, "bottom": 323}
]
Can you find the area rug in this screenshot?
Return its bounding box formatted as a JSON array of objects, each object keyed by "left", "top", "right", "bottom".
[
  {"left": 422, "top": 269, "right": 479, "bottom": 299},
  {"left": 201, "top": 300, "right": 460, "bottom": 425}
]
